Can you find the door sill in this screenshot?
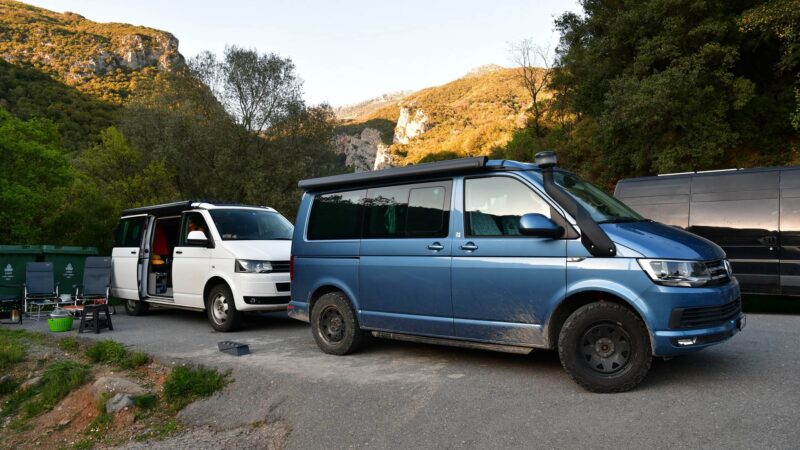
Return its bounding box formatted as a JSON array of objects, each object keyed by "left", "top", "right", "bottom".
[
  {"left": 371, "top": 331, "right": 534, "bottom": 355},
  {"left": 146, "top": 295, "right": 174, "bottom": 303}
]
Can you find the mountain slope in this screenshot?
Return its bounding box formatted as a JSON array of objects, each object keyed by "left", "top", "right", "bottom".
[
  {"left": 0, "top": 0, "right": 184, "bottom": 103},
  {"left": 335, "top": 66, "right": 545, "bottom": 169}
]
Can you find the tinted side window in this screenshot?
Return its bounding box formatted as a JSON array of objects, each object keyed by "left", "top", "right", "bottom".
[
  {"left": 465, "top": 177, "right": 550, "bottom": 237},
  {"left": 114, "top": 217, "right": 147, "bottom": 247},
  {"left": 407, "top": 186, "right": 448, "bottom": 237},
  {"left": 307, "top": 190, "right": 366, "bottom": 240},
  {"left": 364, "top": 186, "right": 409, "bottom": 238}
]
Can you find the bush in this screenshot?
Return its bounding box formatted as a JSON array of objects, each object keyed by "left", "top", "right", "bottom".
[{"left": 163, "top": 365, "right": 230, "bottom": 410}]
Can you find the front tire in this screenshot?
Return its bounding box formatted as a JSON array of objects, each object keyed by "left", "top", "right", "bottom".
[
  {"left": 310, "top": 292, "right": 364, "bottom": 355},
  {"left": 124, "top": 299, "right": 149, "bottom": 316},
  {"left": 558, "top": 302, "right": 652, "bottom": 393},
  {"left": 206, "top": 284, "right": 243, "bottom": 332}
]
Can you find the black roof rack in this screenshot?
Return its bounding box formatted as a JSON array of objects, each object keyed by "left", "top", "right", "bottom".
[
  {"left": 298, "top": 156, "right": 489, "bottom": 191},
  {"left": 120, "top": 200, "right": 252, "bottom": 217}
]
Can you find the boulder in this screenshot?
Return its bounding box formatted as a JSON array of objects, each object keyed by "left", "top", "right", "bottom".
[
  {"left": 92, "top": 376, "right": 145, "bottom": 400},
  {"left": 20, "top": 376, "right": 42, "bottom": 391},
  {"left": 106, "top": 393, "right": 134, "bottom": 413}
]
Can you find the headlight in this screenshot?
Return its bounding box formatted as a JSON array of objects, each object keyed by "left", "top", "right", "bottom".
[
  {"left": 235, "top": 259, "right": 273, "bottom": 273},
  {"left": 638, "top": 259, "right": 711, "bottom": 287},
  {"left": 724, "top": 259, "right": 733, "bottom": 276}
]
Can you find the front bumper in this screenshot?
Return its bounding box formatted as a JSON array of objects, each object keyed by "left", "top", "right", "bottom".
[
  {"left": 646, "top": 279, "right": 744, "bottom": 356},
  {"left": 233, "top": 272, "right": 291, "bottom": 311}
]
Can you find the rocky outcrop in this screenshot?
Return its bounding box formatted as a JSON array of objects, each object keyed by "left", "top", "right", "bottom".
[
  {"left": 334, "top": 127, "right": 391, "bottom": 172},
  {"left": 393, "top": 106, "right": 428, "bottom": 144}
]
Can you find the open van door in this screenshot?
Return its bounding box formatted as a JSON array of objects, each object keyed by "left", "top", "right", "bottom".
[{"left": 111, "top": 215, "right": 149, "bottom": 299}]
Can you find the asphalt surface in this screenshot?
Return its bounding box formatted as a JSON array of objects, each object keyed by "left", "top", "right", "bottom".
[{"left": 22, "top": 310, "right": 800, "bottom": 449}]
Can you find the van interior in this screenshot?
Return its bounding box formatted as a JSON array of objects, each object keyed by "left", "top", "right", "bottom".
[{"left": 148, "top": 216, "right": 180, "bottom": 297}]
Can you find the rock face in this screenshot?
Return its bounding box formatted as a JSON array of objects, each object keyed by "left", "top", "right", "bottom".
[
  {"left": 335, "top": 105, "right": 428, "bottom": 172},
  {"left": 334, "top": 128, "right": 391, "bottom": 172},
  {"left": 393, "top": 106, "right": 429, "bottom": 145},
  {"left": 92, "top": 376, "right": 145, "bottom": 400}
]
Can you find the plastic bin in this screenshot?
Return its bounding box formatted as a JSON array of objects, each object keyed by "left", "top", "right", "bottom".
[
  {"left": 48, "top": 308, "right": 73, "bottom": 332},
  {"left": 41, "top": 246, "right": 98, "bottom": 292},
  {"left": 0, "top": 245, "right": 42, "bottom": 301}
]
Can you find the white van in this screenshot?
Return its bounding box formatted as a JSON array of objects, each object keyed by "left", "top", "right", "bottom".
[{"left": 111, "top": 201, "right": 293, "bottom": 331}]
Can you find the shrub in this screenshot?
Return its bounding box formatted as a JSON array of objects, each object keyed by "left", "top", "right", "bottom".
[
  {"left": 58, "top": 337, "right": 79, "bottom": 353},
  {"left": 163, "top": 365, "right": 230, "bottom": 410}
]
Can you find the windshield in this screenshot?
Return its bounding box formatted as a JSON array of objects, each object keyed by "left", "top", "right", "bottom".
[
  {"left": 552, "top": 172, "right": 644, "bottom": 223},
  {"left": 209, "top": 209, "right": 294, "bottom": 240}
]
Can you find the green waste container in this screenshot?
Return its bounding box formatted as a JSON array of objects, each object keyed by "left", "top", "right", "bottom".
[
  {"left": 41, "top": 245, "right": 98, "bottom": 293},
  {"left": 0, "top": 245, "right": 42, "bottom": 301}
]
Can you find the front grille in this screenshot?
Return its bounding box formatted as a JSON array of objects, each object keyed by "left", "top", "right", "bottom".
[
  {"left": 270, "top": 261, "right": 290, "bottom": 273},
  {"left": 669, "top": 297, "right": 742, "bottom": 329},
  {"left": 704, "top": 259, "right": 730, "bottom": 286}
]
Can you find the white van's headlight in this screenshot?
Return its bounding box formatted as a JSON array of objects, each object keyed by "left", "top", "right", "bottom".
[
  {"left": 638, "top": 259, "right": 711, "bottom": 287},
  {"left": 235, "top": 259, "right": 273, "bottom": 273}
]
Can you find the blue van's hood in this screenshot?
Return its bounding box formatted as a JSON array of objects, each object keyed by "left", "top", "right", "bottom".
[{"left": 600, "top": 221, "right": 725, "bottom": 260}]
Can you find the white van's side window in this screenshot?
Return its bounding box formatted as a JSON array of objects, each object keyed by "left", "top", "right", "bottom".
[
  {"left": 465, "top": 177, "right": 551, "bottom": 237},
  {"left": 181, "top": 212, "right": 210, "bottom": 246}
]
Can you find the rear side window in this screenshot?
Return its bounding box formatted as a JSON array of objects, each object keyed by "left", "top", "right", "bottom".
[
  {"left": 307, "top": 190, "right": 366, "bottom": 240},
  {"left": 363, "top": 181, "right": 451, "bottom": 239},
  {"left": 114, "top": 217, "right": 147, "bottom": 247},
  {"left": 407, "top": 186, "right": 448, "bottom": 237}
]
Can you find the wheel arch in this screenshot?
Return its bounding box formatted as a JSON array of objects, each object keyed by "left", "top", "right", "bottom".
[
  {"left": 544, "top": 289, "right": 654, "bottom": 352},
  {"left": 308, "top": 283, "right": 357, "bottom": 315},
  {"left": 203, "top": 276, "right": 230, "bottom": 309}
]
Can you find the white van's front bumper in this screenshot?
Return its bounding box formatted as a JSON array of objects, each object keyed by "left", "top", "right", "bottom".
[{"left": 231, "top": 272, "right": 291, "bottom": 311}]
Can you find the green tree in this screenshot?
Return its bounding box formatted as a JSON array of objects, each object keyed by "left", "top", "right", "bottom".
[
  {"left": 0, "top": 107, "right": 70, "bottom": 243},
  {"left": 549, "top": 0, "right": 798, "bottom": 186}
]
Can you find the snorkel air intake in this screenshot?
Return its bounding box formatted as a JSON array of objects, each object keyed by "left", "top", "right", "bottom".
[{"left": 536, "top": 151, "right": 617, "bottom": 257}]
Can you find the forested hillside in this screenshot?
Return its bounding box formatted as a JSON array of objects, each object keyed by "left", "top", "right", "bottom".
[{"left": 0, "top": 1, "right": 342, "bottom": 251}]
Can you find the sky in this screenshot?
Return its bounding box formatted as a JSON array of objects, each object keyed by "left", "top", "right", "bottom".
[{"left": 25, "top": 0, "right": 583, "bottom": 106}]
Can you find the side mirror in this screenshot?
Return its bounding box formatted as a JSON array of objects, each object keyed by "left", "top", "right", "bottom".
[
  {"left": 519, "top": 213, "right": 563, "bottom": 238},
  {"left": 187, "top": 230, "right": 209, "bottom": 245}
]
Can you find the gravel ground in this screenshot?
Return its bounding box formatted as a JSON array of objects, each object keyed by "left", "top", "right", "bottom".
[{"left": 22, "top": 309, "right": 800, "bottom": 449}]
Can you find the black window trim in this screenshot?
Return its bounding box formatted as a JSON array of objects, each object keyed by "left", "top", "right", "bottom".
[
  {"left": 304, "top": 178, "right": 455, "bottom": 242},
  {"left": 462, "top": 173, "right": 576, "bottom": 239}
]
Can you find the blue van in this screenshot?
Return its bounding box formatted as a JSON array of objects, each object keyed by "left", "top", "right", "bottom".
[{"left": 288, "top": 153, "right": 744, "bottom": 392}]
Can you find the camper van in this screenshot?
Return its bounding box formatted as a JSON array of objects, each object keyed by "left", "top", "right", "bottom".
[
  {"left": 288, "top": 153, "right": 744, "bottom": 392},
  {"left": 111, "top": 201, "right": 293, "bottom": 331},
  {"left": 615, "top": 166, "right": 800, "bottom": 297}
]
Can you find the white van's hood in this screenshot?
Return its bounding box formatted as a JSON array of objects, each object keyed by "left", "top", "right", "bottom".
[{"left": 220, "top": 240, "right": 291, "bottom": 261}]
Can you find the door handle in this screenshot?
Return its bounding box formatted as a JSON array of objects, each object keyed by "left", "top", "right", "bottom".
[
  {"left": 427, "top": 242, "right": 444, "bottom": 251},
  {"left": 460, "top": 242, "right": 479, "bottom": 251},
  {"left": 130, "top": 250, "right": 137, "bottom": 255},
  {"left": 175, "top": 250, "right": 183, "bottom": 255}
]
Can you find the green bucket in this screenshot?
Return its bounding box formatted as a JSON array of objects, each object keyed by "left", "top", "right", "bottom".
[{"left": 47, "top": 316, "right": 73, "bottom": 332}]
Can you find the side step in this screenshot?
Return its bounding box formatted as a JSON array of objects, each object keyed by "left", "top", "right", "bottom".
[{"left": 371, "top": 331, "right": 534, "bottom": 355}]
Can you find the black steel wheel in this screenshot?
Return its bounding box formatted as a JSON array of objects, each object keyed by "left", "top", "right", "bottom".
[
  {"left": 558, "top": 302, "right": 652, "bottom": 393},
  {"left": 310, "top": 291, "right": 364, "bottom": 355}
]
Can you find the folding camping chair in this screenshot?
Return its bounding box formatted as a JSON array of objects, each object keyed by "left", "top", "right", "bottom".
[
  {"left": 71, "top": 256, "right": 114, "bottom": 315},
  {"left": 24, "top": 262, "right": 59, "bottom": 320}
]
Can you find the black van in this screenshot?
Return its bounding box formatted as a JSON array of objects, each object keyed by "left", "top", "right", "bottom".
[{"left": 615, "top": 166, "right": 800, "bottom": 297}]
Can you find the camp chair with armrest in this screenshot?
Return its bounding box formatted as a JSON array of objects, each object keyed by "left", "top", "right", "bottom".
[
  {"left": 24, "top": 262, "right": 59, "bottom": 320},
  {"left": 73, "top": 256, "right": 114, "bottom": 315}
]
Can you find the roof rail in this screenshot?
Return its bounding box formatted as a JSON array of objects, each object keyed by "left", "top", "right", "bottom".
[
  {"left": 298, "top": 156, "right": 489, "bottom": 191},
  {"left": 658, "top": 168, "right": 742, "bottom": 177}
]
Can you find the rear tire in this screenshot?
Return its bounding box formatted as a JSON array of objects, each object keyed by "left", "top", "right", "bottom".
[
  {"left": 124, "top": 299, "right": 149, "bottom": 316},
  {"left": 206, "top": 284, "right": 243, "bottom": 332},
  {"left": 310, "top": 292, "right": 364, "bottom": 355},
  {"left": 558, "top": 302, "right": 652, "bottom": 393}
]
